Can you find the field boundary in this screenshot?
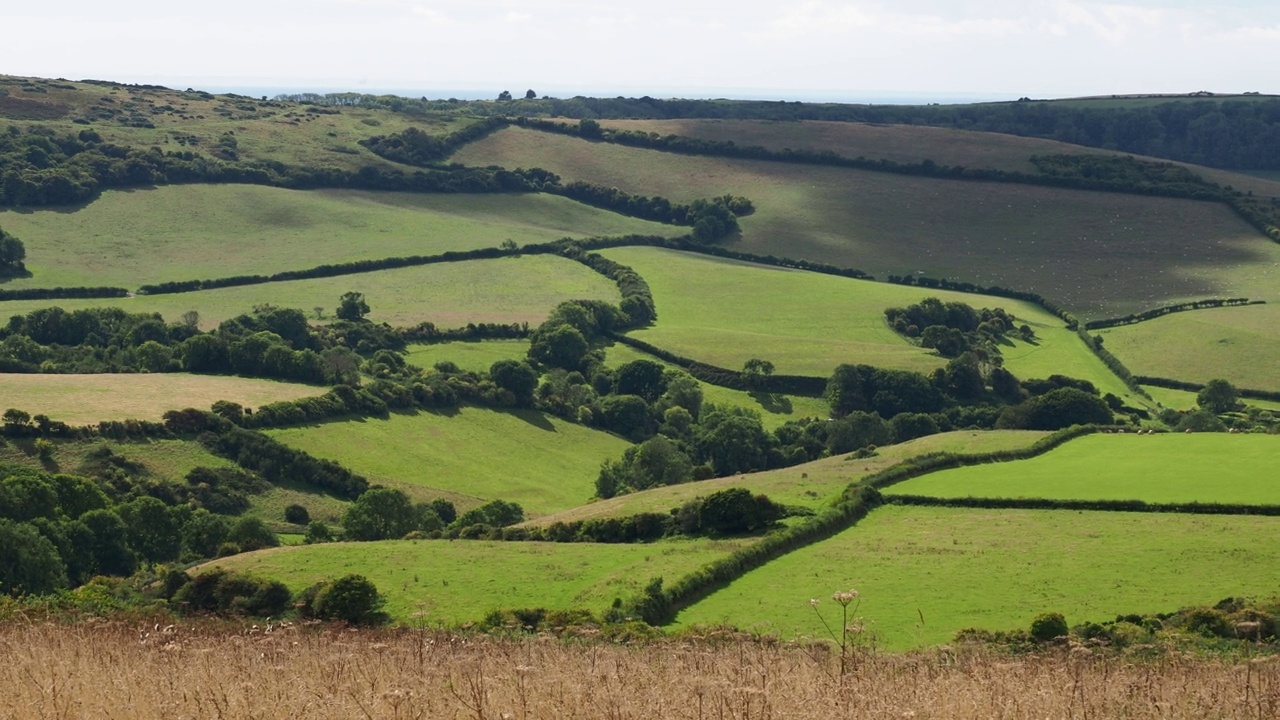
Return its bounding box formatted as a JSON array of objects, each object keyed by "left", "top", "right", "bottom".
[
  {"left": 1137, "top": 376, "right": 1280, "bottom": 403},
  {"left": 1083, "top": 298, "right": 1264, "bottom": 330},
  {"left": 886, "top": 494, "right": 1280, "bottom": 516}
]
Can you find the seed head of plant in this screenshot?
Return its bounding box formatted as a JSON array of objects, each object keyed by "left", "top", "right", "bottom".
[
  {"left": 810, "top": 598, "right": 819, "bottom": 608},
  {"left": 832, "top": 589, "right": 859, "bottom": 607}
]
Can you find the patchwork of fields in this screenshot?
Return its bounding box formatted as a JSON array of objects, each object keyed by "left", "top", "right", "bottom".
[{"left": 454, "top": 126, "right": 1279, "bottom": 318}]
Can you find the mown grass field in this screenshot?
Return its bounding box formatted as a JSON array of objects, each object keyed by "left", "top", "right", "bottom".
[
  {"left": 601, "top": 118, "right": 1280, "bottom": 202},
  {"left": 0, "top": 254, "right": 619, "bottom": 330},
  {"left": 1142, "top": 384, "right": 1280, "bottom": 412},
  {"left": 405, "top": 339, "right": 531, "bottom": 372},
  {"left": 525, "top": 430, "right": 1050, "bottom": 527},
  {"left": 0, "top": 185, "right": 676, "bottom": 291},
  {"left": 453, "top": 126, "right": 1278, "bottom": 318},
  {"left": 266, "top": 405, "right": 631, "bottom": 516},
  {"left": 0, "top": 373, "right": 318, "bottom": 423},
  {"left": 1099, "top": 304, "right": 1280, "bottom": 391},
  {"left": 885, "top": 433, "right": 1280, "bottom": 505},
  {"left": 598, "top": 247, "right": 1137, "bottom": 401},
  {"left": 677, "top": 505, "right": 1280, "bottom": 648},
  {"left": 0, "top": 437, "right": 234, "bottom": 481},
  {"left": 204, "top": 537, "right": 742, "bottom": 623}
]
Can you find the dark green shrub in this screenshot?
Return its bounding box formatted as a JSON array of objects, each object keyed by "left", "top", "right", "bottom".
[
  {"left": 284, "top": 504, "right": 310, "bottom": 525},
  {"left": 311, "top": 574, "right": 386, "bottom": 625},
  {"left": 1030, "top": 612, "right": 1068, "bottom": 642},
  {"left": 1182, "top": 607, "right": 1233, "bottom": 638}
]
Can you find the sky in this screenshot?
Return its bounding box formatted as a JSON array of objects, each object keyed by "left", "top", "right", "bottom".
[{"left": 4, "top": 1, "right": 1279, "bottom": 102}]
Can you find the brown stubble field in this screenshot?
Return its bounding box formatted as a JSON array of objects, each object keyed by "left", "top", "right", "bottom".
[{"left": 1, "top": 621, "right": 1276, "bottom": 719}]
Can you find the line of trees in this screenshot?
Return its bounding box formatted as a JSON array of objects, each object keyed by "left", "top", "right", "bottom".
[{"left": 1083, "top": 298, "right": 1262, "bottom": 330}]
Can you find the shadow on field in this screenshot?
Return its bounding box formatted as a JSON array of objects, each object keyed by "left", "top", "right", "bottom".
[
  {"left": 509, "top": 408, "right": 557, "bottom": 432},
  {"left": 749, "top": 391, "right": 792, "bottom": 414}
]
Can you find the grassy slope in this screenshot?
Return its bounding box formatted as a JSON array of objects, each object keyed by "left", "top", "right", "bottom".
[
  {"left": 601, "top": 118, "right": 1280, "bottom": 202},
  {"left": 885, "top": 433, "right": 1280, "bottom": 505},
  {"left": 266, "top": 406, "right": 631, "bottom": 516},
  {"left": 1098, "top": 304, "right": 1280, "bottom": 391},
  {"left": 204, "top": 537, "right": 742, "bottom": 623},
  {"left": 598, "top": 247, "right": 1137, "bottom": 401},
  {"left": 525, "top": 430, "right": 1050, "bottom": 526},
  {"left": 1142, "top": 385, "right": 1280, "bottom": 412},
  {"left": 0, "top": 185, "right": 676, "bottom": 291},
  {"left": 0, "top": 76, "right": 466, "bottom": 173},
  {"left": 453, "top": 126, "right": 1278, "bottom": 319},
  {"left": 0, "top": 373, "right": 318, "bottom": 423},
  {"left": 0, "top": 437, "right": 233, "bottom": 481},
  {"left": 0, "top": 255, "right": 620, "bottom": 330},
  {"left": 678, "top": 505, "right": 1280, "bottom": 648}
]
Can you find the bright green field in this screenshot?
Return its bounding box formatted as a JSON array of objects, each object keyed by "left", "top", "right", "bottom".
[
  {"left": 677, "top": 505, "right": 1280, "bottom": 648},
  {"left": 266, "top": 406, "right": 631, "bottom": 516},
  {"left": 1099, "top": 304, "right": 1280, "bottom": 391},
  {"left": 599, "top": 247, "right": 1137, "bottom": 402},
  {"left": 602, "top": 342, "right": 830, "bottom": 430},
  {"left": 0, "top": 255, "right": 619, "bottom": 330},
  {"left": 454, "top": 126, "right": 1278, "bottom": 318},
  {"left": 404, "top": 340, "right": 531, "bottom": 372},
  {"left": 526, "top": 430, "right": 1050, "bottom": 527},
  {"left": 0, "top": 372, "right": 318, "bottom": 423},
  {"left": 1142, "top": 385, "right": 1280, "bottom": 412},
  {"left": 0, "top": 185, "right": 677, "bottom": 291},
  {"left": 0, "top": 437, "right": 233, "bottom": 482},
  {"left": 885, "top": 434, "right": 1280, "bottom": 505},
  {"left": 204, "top": 537, "right": 741, "bottom": 623}
]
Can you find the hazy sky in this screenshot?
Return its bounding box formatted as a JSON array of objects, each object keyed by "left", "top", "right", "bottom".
[{"left": 5, "top": 1, "right": 1278, "bottom": 100}]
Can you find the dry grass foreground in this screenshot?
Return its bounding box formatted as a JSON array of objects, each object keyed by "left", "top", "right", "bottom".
[{"left": 1, "top": 621, "right": 1276, "bottom": 719}]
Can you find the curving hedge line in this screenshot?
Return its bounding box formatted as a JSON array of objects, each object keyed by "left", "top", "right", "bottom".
[
  {"left": 1083, "top": 298, "right": 1262, "bottom": 330},
  {"left": 607, "top": 333, "right": 828, "bottom": 396}
]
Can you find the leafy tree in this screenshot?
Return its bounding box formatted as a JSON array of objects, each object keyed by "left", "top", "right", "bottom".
[
  {"left": 741, "top": 358, "right": 775, "bottom": 390},
  {"left": 180, "top": 510, "right": 231, "bottom": 560},
  {"left": 1197, "top": 379, "right": 1239, "bottom": 414},
  {"left": 0, "top": 519, "right": 67, "bottom": 596},
  {"left": 825, "top": 411, "right": 891, "bottom": 454},
  {"left": 335, "top": 292, "right": 370, "bottom": 322},
  {"left": 654, "top": 372, "right": 703, "bottom": 420},
  {"left": 227, "top": 516, "right": 279, "bottom": 551},
  {"left": 524, "top": 89, "right": 537, "bottom": 99},
  {"left": 342, "top": 487, "right": 420, "bottom": 540},
  {"left": 304, "top": 521, "right": 334, "bottom": 544},
  {"left": 1030, "top": 612, "right": 1068, "bottom": 642},
  {"left": 284, "top": 504, "right": 310, "bottom": 525},
  {"left": 453, "top": 499, "right": 524, "bottom": 528},
  {"left": 598, "top": 394, "right": 652, "bottom": 440},
  {"left": 695, "top": 407, "right": 770, "bottom": 475},
  {"left": 527, "top": 324, "right": 589, "bottom": 370},
  {"left": 697, "top": 488, "right": 781, "bottom": 535},
  {"left": 497, "top": 90, "right": 513, "bottom": 101},
  {"left": 614, "top": 359, "right": 667, "bottom": 402},
  {"left": 997, "top": 387, "right": 1112, "bottom": 430},
  {"left": 119, "top": 496, "right": 180, "bottom": 563},
  {"left": 79, "top": 509, "right": 137, "bottom": 577},
  {"left": 310, "top": 574, "right": 386, "bottom": 625},
  {"left": 1176, "top": 409, "right": 1227, "bottom": 433},
  {"left": 489, "top": 359, "right": 539, "bottom": 407},
  {"left": 0, "top": 227, "right": 25, "bottom": 272}
]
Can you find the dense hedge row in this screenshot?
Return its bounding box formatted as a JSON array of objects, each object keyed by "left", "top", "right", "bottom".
[
  {"left": 0, "top": 286, "right": 129, "bottom": 301},
  {"left": 888, "top": 494, "right": 1280, "bottom": 516},
  {"left": 360, "top": 117, "right": 509, "bottom": 165},
  {"left": 607, "top": 334, "right": 828, "bottom": 396},
  {"left": 886, "top": 274, "right": 1080, "bottom": 329},
  {"left": 1083, "top": 298, "right": 1261, "bottom": 330},
  {"left": 1074, "top": 329, "right": 1147, "bottom": 395}
]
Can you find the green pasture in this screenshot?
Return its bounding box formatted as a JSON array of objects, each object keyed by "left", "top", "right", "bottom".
[
  {"left": 0, "top": 254, "right": 619, "bottom": 330},
  {"left": 885, "top": 433, "right": 1280, "bottom": 505},
  {"left": 1142, "top": 385, "right": 1280, "bottom": 412},
  {"left": 0, "top": 185, "right": 675, "bottom": 291},
  {"left": 0, "top": 372, "right": 318, "bottom": 424},
  {"left": 0, "top": 437, "right": 233, "bottom": 482},
  {"left": 405, "top": 339, "right": 531, "bottom": 372},
  {"left": 247, "top": 479, "right": 357, "bottom": 532},
  {"left": 600, "top": 118, "right": 1280, "bottom": 200},
  {"left": 203, "top": 537, "right": 742, "bottom": 623},
  {"left": 1099, "top": 304, "right": 1280, "bottom": 391},
  {"left": 525, "top": 430, "right": 1049, "bottom": 527},
  {"left": 266, "top": 405, "right": 631, "bottom": 516},
  {"left": 454, "top": 126, "right": 1277, "bottom": 318},
  {"left": 598, "top": 247, "right": 1136, "bottom": 401},
  {"left": 602, "top": 342, "right": 830, "bottom": 429},
  {"left": 677, "top": 505, "right": 1280, "bottom": 648}
]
